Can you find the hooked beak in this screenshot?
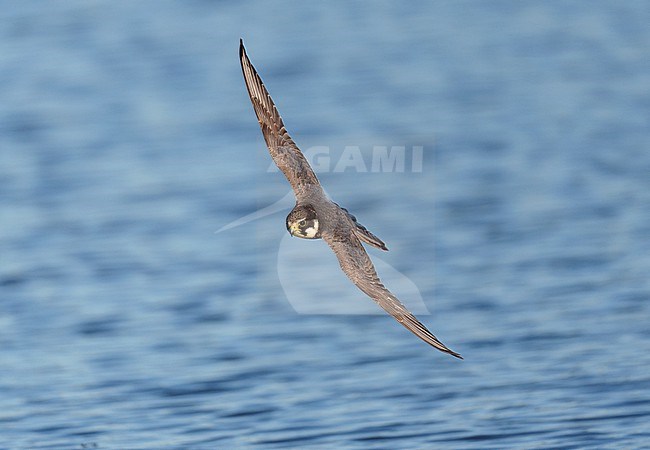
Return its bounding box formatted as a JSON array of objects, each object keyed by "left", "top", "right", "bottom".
[{"left": 289, "top": 222, "right": 300, "bottom": 236}]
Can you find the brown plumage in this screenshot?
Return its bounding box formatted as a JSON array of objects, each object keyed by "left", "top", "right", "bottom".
[{"left": 240, "top": 40, "right": 461, "bottom": 358}]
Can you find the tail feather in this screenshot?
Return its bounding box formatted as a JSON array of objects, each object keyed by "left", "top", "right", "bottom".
[
  {"left": 337, "top": 205, "right": 388, "bottom": 251},
  {"left": 354, "top": 222, "right": 388, "bottom": 251}
]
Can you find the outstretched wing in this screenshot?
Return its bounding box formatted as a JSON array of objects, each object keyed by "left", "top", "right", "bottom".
[
  {"left": 323, "top": 229, "right": 461, "bottom": 358},
  {"left": 239, "top": 40, "right": 321, "bottom": 198}
]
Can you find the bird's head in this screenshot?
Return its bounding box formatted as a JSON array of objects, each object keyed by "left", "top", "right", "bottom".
[{"left": 286, "top": 204, "right": 321, "bottom": 239}]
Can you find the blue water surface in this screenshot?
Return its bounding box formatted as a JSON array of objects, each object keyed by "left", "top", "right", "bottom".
[{"left": 1, "top": 1, "right": 649, "bottom": 448}]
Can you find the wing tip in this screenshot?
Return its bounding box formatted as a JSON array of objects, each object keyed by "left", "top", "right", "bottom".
[
  {"left": 432, "top": 339, "right": 463, "bottom": 359},
  {"left": 239, "top": 38, "right": 245, "bottom": 58}
]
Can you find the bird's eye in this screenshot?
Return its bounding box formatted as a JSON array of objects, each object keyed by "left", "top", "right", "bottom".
[{"left": 299, "top": 220, "right": 306, "bottom": 226}]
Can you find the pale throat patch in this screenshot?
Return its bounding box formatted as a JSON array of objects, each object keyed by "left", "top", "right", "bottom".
[{"left": 303, "top": 219, "right": 319, "bottom": 238}]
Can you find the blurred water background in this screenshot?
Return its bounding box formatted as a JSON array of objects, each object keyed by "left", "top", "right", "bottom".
[{"left": 1, "top": 1, "right": 649, "bottom": 448}]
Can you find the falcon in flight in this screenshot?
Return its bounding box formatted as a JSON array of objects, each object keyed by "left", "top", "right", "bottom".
[{"left": 239, "top": 40, "right": 461, "bottom": 358}]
